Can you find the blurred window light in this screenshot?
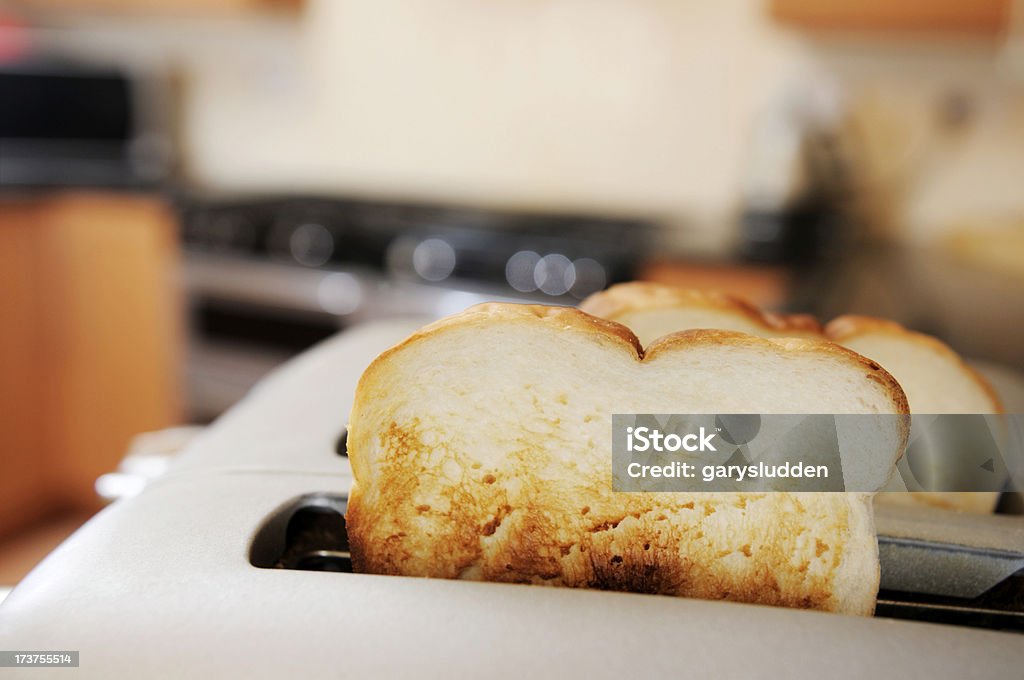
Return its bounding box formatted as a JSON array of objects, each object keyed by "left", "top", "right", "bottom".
[
  {"left": 289, "top": 222, "right": 334, "bottom": 267},
  {"left": 95, "top": 472, "right": 149, "bottom": 502},
  {"left": 506, "top": 250, "right": 541, "bottom": 292},
  {"left": 534, "top": 253, "right": 575, "bottom": 296},
  {"left": 570, "top": 258, "right": 607, "bottom": 299},
  {"left": 317, "top": 272, "right": 362, "bottom": 316},
  {"left": 412, "top": 238, "right": 456, "bottom": 281}
]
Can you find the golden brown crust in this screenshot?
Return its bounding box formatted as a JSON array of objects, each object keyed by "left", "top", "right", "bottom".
[
  {"left": 579, "top": 282, "right": 823, "bottom": 336},
  {"left": 769, "top": 312, "right": 823, "bottom": 334},
  {"left": 825, "top": 315, "right": 1004, "bottom": 413},
  {"left": 356, "top": 303, "right": 642, "bottom": 391},
  {"left": 349, "top": 486, "right": 875, "bottom": 613},
  {"left": 358, "top": 306, "right": 906, "bottom": 416}
]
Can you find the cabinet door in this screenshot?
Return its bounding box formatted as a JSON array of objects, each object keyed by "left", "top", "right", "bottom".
[
  {"left": 0, "top": 193, "right": 183, "bottom": 532},
  {"left": 770, "top": 0, "right": 1010, "bottom": 34},
  {"left": 0, "top": 210, "right": 53, "bottom": 537}
]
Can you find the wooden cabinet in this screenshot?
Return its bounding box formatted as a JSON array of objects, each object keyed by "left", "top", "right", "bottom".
[
  {"left": 0, "top": 192, "right": 183, "bottom": 537},
  {"left": 770, "top": 0, "right": 1011, "bottom": 34},
  {"left": 4, "top": 0, "right": 302, "bottom": 17}
]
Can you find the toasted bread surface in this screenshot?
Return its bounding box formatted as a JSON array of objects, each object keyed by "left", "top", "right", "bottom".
[
  {"left": 825, "top": 315, "right": 1004, "bottom": 414},
  {"left": 347, "top": 304, "right": 908, "bottom": 615},
  {"left": 826, "top": 315, "right": 1005, "bottom": 513},
  {"left": 584, "top": 284, "right": 1004, "bottom": 513}
]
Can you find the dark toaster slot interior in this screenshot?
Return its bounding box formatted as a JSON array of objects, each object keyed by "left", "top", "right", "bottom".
[
  {"left": 876, "top": 574, "right": 1024, "bottom": 633},
  {"left": 250, "top": 493, "right": 351, "bottom": 572},
  {"left": 248, "top": 492, "right": 1023, "bottom": 633}
]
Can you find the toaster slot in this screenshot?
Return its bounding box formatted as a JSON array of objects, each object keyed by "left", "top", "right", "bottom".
[
  {"left": 250, "top": 493, "right": 351, "bottom": 572},
  {"left": 873, "top": 504, "right": 1024, "bottom": 632},
  {"left": 876, "top": 576, "right": 1024, "bottom": 633},
  {"left": 248, "top": 493, "right": 1024, "bottom": 632}
]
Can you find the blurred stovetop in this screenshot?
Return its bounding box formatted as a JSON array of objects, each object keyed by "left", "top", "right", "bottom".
[
  {"left": 179, "top": 195, "right": 654, "bottom": 296},
  {"left": 178, "top": 195, "right": 656, "bottom": 420}
]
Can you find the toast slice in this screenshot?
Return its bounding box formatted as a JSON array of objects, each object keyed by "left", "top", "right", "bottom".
[
  {"left": 583, "top": 282, "right": 1004, "bottom": 513},
  {"left": 826, "top": 316, "right": 1005, "bottom": 513},
  {"left": 346, "top": 303, "right": 909, "bottom": 615},
  {"left": 579, "top": 282, "right": 822, "bottom": 347}
]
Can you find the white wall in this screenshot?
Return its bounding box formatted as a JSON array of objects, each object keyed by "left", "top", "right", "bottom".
[
  {"left": 46, "top": 1, "right": 1024, "bottom": 254},
  {"left": 187, "top": 1, "right": 813, "bottom": 254}
]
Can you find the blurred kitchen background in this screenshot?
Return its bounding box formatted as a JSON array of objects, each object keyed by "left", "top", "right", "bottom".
[{"left": 2, "top": 0, "right": 1023, "bottom": 587}]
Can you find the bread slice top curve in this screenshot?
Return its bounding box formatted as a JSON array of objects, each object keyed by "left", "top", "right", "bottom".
[
  {"left": 350, "top": 303, "right": 908, "bottom": 485},
  {"left": 346, "top": 304, "right": 909, "bottom": 614},
  {"left": 577, "top": 283, "right": 1004, "bottom": 513},
  {"left": 579, "top": 282, "right": 822, "bottom": 347},
  {"left": 825, "top": 315, "right": 1004, "bottom": 415},
  {"left": 826, "top": 316, "right": 1005, "bottom": 513}
]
